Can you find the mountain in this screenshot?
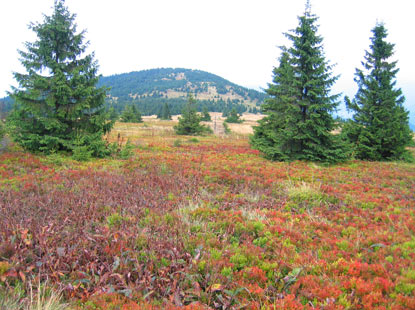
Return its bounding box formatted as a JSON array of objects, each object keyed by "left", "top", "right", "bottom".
[{"left": 98, "top": 68, "right": 266, "bottom": 115}]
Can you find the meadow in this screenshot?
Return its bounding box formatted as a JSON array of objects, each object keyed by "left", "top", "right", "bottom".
[{"left": 0, "top": 118, "right": 415, "bottom": 309}]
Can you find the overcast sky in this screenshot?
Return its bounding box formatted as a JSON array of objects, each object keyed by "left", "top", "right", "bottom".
[{"left": 1, "top": 0, "right": 414, "bottom": 122}]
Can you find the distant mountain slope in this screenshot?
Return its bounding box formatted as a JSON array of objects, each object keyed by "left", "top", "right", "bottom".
[{"left": 98, "top": 68, "right": 266, "bottom": 115}]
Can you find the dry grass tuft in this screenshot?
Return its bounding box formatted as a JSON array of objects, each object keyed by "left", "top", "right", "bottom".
[{"left": 0, "top": 282, "right": 71, "bottom": 310}]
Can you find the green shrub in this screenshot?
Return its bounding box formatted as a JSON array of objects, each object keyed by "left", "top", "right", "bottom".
[
  {"left": 224, "top": 108, "right": 243, "bottom": 123},
  {"left": 188, "top": 137, "right": 199, "bottom": 143},
  {"left": 106, "top": 212, "right": 125, "bottom": 228},
  {"left": 72, "top": 145, "right": 93, "bottom": 162},
  {"left": 223, "top": 122, "right": 231, "bottom": 134},
  {"left": 230, "top": 252, "right": 248, "bottom": 270},
  {"left": 221, "top": 266, "right": 233, "bottom": 277},
  {"left": 173, "top": 139, "right": 182, "bottom": 147},
  {"left": 393, "top": 239, "right": 415, "bottom": 259},
  {"left": 119, "top": 141, "right": 135, "bottom": 159},
  {"left": 120, "top": 105, "right": 143, "bottom": 123},
  {"left": 336, "top": 240, "right": 350, "bottom": 251},
  {"left": 253, "top": 236, "right": 269, "bottom": 248},
  {"left": 395, "top": 282, "right": 415, "bottom": 295}
]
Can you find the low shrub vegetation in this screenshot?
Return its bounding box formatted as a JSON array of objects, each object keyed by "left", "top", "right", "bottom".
[{"left": 0, "top": 120, "right": 414, "bottom": 309}]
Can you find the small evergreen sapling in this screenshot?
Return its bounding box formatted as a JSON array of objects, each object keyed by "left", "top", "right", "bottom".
[
  {"left": 120, "top": 105, "right": 143, "bottom": 123},
  {"left": 224, "top": 108, "right": 243, "bottom": 123},
  {"left": 174, "top": 94, "right": 212, "bottom": 135},
  {"left": 200, "top": 107, "right": 212, "bottom": 121},
  {"left": 157, "top": 102, "right": 172, "bottom": 120}
]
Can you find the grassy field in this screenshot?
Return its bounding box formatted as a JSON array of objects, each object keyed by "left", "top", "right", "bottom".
[{"left": 0, "top": 119, "right": 415, "bottom": 309}]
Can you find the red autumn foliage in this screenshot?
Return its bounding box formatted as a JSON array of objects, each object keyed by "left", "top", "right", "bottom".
[{"left": 0, "top": 132, "right": 414, "bottom": 309}]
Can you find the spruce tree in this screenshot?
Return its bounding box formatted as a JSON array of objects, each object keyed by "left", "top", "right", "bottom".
[
  {"left": 107, "top": 106, "right": 119, "bottom": 122},
  {"left": 174, "top": 94, "right": 211, "bottom": 135},
  {"left": 120, "top": 105, "right": 142, "bottom": 123},
  {"left": 7, "top": 0, "right": 112, "bottom": 156},
  {"left": 158, "top": 102, "right": 172, "bottom": 120},
  {"left": 222, "top": 109, "right": 229, "bottom": 118},
  {"left": 131, "top": 105, "right": 143, "bottom": 122},
  {"left": 344, "top": 23, "right": 412, "bottom": 161},
  {"left": 251, "top": 51, "right": 298, "bottom": 161},
  {"left": 225, "top": 107, "right": 243, "bottom": 123},
  {"left": 200, "top": 107, "right": 211, "bottom": 121},
  {"left": 251, "top": 4, "right": 345, "bottom": 162}
]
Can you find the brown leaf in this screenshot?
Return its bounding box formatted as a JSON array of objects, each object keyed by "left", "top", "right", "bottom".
[
  {"left": 19, "top": 271, "right": 26, "bottom": 282},
  {"left": 192, "top": 281, "right": 201, "bottom": 297}
]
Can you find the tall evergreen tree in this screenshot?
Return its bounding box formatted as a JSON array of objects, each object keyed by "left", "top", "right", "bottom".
[
  {"left": 251, "top": 4, "right": 345, "bottom": 162},
  {"left": 251, "top": 51, "right": 298, "bottom": 160},
  {"left": 7, "top": 0, "right": 112, "bottom": 156},
  {"left": 174, "top": 94, "right": 211, "bottom": 135},
  {"left": 344, "top": 23, "right": 412, "bottom": 160}
]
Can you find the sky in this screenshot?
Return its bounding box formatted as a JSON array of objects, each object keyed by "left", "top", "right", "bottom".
[{"left": 1, "top": 0, "right": 414, "bottom": 123}]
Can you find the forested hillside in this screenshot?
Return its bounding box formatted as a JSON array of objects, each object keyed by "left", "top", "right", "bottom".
[
  {"left": 98, "top": 68, "right": 265, "bottom": 115},
  {"left": 1, "top": 68, "right": 265, "bottom": 117}
]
